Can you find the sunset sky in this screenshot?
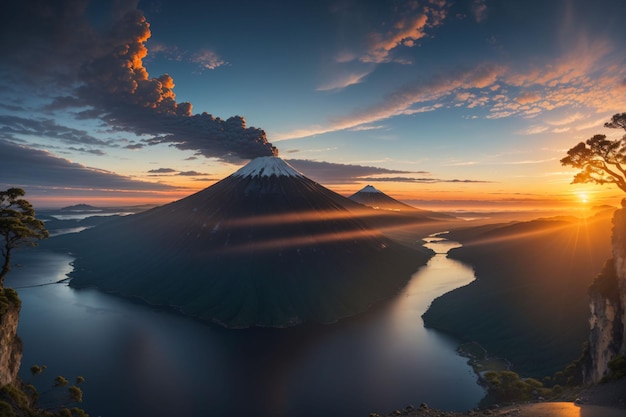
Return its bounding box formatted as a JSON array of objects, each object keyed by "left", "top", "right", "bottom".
[{"left": 1, "top": 0, "right": 626, "bottom": 211}]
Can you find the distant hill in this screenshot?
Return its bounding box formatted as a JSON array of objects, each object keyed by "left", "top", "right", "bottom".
[
  {"left": 348, "top": 185, "right": 416, "bottom": 211},
  {"left": 60, "top": 204, "right": 101, "bottom": 212},
  {"left": 57, "top": 204, "right": 157, "bottom": 213},
  {"left": 422, "top": 210, "right": 615, "bottom": 378}
]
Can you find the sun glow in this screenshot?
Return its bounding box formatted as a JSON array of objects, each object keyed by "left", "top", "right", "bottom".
[{"left": 578, "top": 193, "right": 589, "bottom": 204}]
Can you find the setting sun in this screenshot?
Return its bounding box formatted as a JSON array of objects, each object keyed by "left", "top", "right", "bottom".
[{"left": 578, "top": 193, "right": 589, "bottom": 204}]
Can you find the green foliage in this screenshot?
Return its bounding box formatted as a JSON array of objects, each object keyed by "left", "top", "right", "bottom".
[
  {"left": 601, "top": 354, "right": 626, "bottom": 382},
  {"left": 0, "top": 288, "right": 20, "bottom": 316},
  {"left": 0, "top": 385, "right": 30, "bottom": 410},
  {"left": 546, "top": 343, "right": 587, "bottom": 388},
  {"left": 67, "top": 387, "right": 81, "bottom": 404},
  {"left": 0, "top": 400, "right": 15, "bottom": 417},
  {"left": 561, "top": 112, "right": 626, "bottom": 193},
  {"left": 0, "top": 384, "right": 33, "bottom": 416},
  {"left": 483, "top": 370, "right": 552, "bottom": 404},
  {"left": 1, "top": 366, "right": 90, "bottom": 417},
  {"left": 54, "top": 407, "right": 88, "bottom": 417},
  {"left": 0, "top": 188, "right": 49, "bottom": 286},
  {"left": 22, "top": 385, "right": 37, "bottom": 404},
  {"left": 53, "top": 377, "right": 67, "bottom": 388},
  {"left": 29, "top": 367, "right": 46, "bottom": 378}
]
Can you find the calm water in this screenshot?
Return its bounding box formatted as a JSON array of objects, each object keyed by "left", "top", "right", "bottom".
[{"left": 8, "top": 234, "right": 485, "bottom": 417}]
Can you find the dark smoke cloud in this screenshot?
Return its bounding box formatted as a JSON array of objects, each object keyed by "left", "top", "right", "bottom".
[
  {"left": 0, "top": 1, "right": 277, "bottom": 162},
  {"left": 0, "top": 0, "right": 95, "bottom": 88}
]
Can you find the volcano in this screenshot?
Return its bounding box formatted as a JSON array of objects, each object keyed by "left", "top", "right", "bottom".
[
  {"left": 65, "top": 157, "right": 430, "bottom": 328},
  {"left": 349, "top": 185, "right": 416, "bottom": 211}
]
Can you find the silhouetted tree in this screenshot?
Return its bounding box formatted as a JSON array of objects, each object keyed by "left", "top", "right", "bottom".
[
  {"left": 0, "top": 188, "right": 49, "bottom": 286},
  {"left": 561, "top": 113, "right": 626, "bottom": 192}
]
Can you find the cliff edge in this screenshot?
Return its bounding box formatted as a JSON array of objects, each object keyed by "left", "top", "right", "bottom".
[
  {"left": 0, "top": 288, "right": 22, "bottom": 386},
  {"left": 585, "top": 201, "right": 626, "bottom": 384}
]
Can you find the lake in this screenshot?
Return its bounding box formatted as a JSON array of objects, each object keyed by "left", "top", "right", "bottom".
[{"left": 8, "top": 234, "right": 485, "bottom": 417}]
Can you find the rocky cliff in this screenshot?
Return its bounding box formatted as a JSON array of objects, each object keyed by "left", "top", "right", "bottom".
[
  {"left": 0, "top": 288, "right": 22, "bottom": 387},
  {"left": 585, "top": 202, "right": 626, "bottom": 383}
]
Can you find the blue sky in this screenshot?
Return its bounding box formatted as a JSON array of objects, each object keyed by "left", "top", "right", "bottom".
[{"left": 1, "top": 0, "right": 626, "bottom": 210}]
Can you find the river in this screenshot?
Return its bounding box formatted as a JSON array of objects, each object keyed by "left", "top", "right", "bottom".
[{"left": 8, "top": 233, "right": 485, "bottom": 417}]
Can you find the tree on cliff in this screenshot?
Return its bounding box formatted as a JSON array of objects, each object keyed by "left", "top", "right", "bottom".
[
  {"left": 0, "top": 188, "right": 49, "bottom": 287},
  {"left": 561, "top": 113, "right": 626, "bottom": 192}
]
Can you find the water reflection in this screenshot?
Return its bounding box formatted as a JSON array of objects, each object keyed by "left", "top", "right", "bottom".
[{"left": 9, "top": 234, "right": 485, "bottom": 417}]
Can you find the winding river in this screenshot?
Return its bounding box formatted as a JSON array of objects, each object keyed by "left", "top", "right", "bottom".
[{"left": 8, "top": 233, "right": 484, "bottom": 417}]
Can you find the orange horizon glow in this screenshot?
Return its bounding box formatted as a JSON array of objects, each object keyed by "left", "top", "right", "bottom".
[
  {"left": 28, "top": 188, "right": 623, "bottom": 213},
  {"left": 23, "top": 174, "right": 626, "bottom": 214}
]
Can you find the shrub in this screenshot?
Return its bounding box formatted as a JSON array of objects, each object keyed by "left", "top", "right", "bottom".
[
  {"left": 0, "top": 400, "right": 15, "bottom": 417},
  {"left": 602, "top": 354, "right": 626, "bottom": 382},
  {"left": 483, "top": 370, "right": 551, "bottom": 404}
]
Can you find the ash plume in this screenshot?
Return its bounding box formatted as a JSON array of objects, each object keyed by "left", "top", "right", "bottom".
[{"left": 1, "top": 1, "right": 277, "bottom": 162}]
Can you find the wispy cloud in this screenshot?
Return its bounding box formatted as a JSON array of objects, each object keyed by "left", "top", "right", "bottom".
[
  {"left": 573, "top": 116, "right": 612, "bottom": 132},
  {"left": 148, "top": 168, "right": 177, "bottom": 174},
  {"left": 0, "top": 139, "right": 178, "bottom": 193},
  {"left": 275, "top": 64, "right": 505, "bottom": 140},
  {"left": 316, "top": 70, "right": 372, "bottom": 91},
  {"left": 191, "top": 49, "right": 227, "bottom": 71},
  {"left": 509, "top": 158, "right": 558, "bottom": 165},
  {"left": 349, "top": 124, "right": 386, "bottom": 132},
  {"left": 444, "top": 161, "right": 478, "bottom": 167},
  {"left": 147, "top": 167, "right": 210, "bottom": 177},
  {"left": 363, "top": 176, "right": 491, "bottom": 184},
  {"left": 277, "top": 29, "right": 626, "bottom": 141},
  {"left": 545, "top": 112, "right": 586, "bottom": 126},
  {"left": 149, "top": 42, "right": 227, "bottom": 71},
  {"left": 286, "top": 159, "right": 426, "bottom": 184},
  {"left": 0, "top": 115, "right": 113, "bottom": 148},
  {"left": 517, "top": 125, "right": 550, "bottom": 135},
  {"left": 359, "top": 1, "right": 449, "bottom": 64},
  {"left": 361, "top": 14, "right": 429, "bottom": 64},
  {"left": 179, "top": 170, "right": 207, "bottom": 176},
  {"left": 471, "top": 0, "right": 488, "bottom": 23}
]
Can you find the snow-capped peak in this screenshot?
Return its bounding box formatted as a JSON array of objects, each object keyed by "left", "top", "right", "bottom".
[
  {"left": 359, "top": 185, "right": 382, "bottom": 194},
  {"left": 233, "top": 156, "right": 305, "bottom": 178}
]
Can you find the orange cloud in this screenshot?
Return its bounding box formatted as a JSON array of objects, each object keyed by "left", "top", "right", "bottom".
[
  {"left": 274, "top": 64, "right": 506, "bottom": 140},
  {"left": 316, "top": 70, "right": 372, "bottom": 91},
  {"left": 515, "top": 91, "right": 542, "bottom": 104},
  {"left": 362, "top": 14, "right": 429, "bottom": 63},
  {"left": 276, "top": 10, "right": 626, "bottom": 142}
]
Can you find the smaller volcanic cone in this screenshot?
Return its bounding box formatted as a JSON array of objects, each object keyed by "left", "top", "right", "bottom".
[{"left": 349, "top": 185, "right": 415, "bottom": 211}]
